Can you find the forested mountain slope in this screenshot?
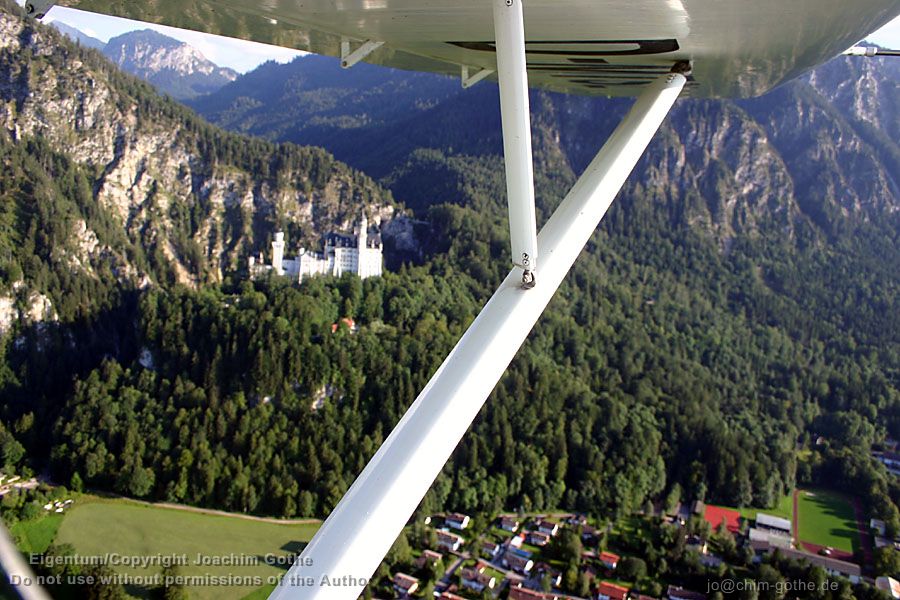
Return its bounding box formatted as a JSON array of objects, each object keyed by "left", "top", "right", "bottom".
[
  {"left": 195, "top": 52, "right": 899, "bottom": 234},
  {"left": 0, "top": 0, "right": 898, "bottom": 551},
  {"left": 0, "top": 2, "right": 396, "bottom": 329}
]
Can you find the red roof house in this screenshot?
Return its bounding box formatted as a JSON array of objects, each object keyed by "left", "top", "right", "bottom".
[
  {"left": 599, "top": 551, "right": 620, "bottom": 569},
  {"left": 597, "top": 581, "right": 630, "bottom": 600}
]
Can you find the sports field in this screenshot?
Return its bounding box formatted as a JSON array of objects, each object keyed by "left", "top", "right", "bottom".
[
  {"left": 796, "top": 489, "right": 858, "bottom": 554},
  {"left": 54, "top": 498, "right": 320, "bottom": 600},
  {"left": 734, "top": 494, "right": 794, "bottom": 522},
  {"left": 707, "top": 494, "right": 793, "bottom": 524}
]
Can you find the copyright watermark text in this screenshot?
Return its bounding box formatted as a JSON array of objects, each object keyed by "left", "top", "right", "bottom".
[{"left": 708, "top": 578, "right": 841, "bottom": 594}]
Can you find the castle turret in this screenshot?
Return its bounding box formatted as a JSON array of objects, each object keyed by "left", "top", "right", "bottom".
[
  {"left": 357, "top": 214, "right": 368, "bottom": 277},
  {"left": 272, "top": 232, "right": 285, "bottom": 275},
  {"left": 357, "top": 213, "right": 368, "bottom": 251}
]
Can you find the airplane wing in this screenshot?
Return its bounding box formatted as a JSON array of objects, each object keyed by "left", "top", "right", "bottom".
[{"left": 54, "top": 0, "right": 900, "bottom": 98}]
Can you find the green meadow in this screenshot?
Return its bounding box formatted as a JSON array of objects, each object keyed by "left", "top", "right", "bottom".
[{"left": 53, "top": 497, "right": 320, "bottom": 599}]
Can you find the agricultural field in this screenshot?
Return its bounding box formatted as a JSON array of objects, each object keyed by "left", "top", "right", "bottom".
[
  {"left": 53, "top": 497, "right": 320, "bottom": 600},
  {"left": 796, "top": 489, "right": 858, "bottom": 554}
]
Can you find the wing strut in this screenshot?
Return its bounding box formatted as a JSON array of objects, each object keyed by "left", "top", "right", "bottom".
[
  {"left": 269, "top": 69, "right": 686, "bottom": 600},
  {"left": 493, "top": 0, "right": 539, "bottom": 288},
  {"left": 340, "top": 38, "right": 385, "bottom": 68},
  {"left": 461, "top": 65, "right": 495, "bottom": 89}
]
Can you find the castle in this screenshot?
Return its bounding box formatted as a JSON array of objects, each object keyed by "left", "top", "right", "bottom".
[{"left": 249, "top": 214, "right": 383, "bottom": 282}]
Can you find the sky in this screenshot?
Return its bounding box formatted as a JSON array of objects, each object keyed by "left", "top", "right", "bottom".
[
  {"left": 26, "top": 5, "right": 900, "bottom": 74},
  {"left": 42, "top": 6, "right": 306, "bottom": 73}
]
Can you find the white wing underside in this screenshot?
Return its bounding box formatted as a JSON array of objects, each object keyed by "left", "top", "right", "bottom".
[{"left": 58, "top": 0, "right": 900, "bottom": 98}]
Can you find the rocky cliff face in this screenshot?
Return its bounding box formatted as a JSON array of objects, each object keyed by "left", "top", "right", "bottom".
[
  {"left": 103, "top": 29, "right": 238, "bottom": 100},
  {"left": 195, "top": 49, "right": 899, "bottom": 247},
  {"left": 0, "top": 2, "right": 396, "bottom": 332}
]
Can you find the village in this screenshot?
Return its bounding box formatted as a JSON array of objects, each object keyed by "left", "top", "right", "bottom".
[{"left": 385, "top": 500, "right": 900, "bottom": 600}]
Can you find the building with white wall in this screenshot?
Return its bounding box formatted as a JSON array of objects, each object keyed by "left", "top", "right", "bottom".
[{"left": 250, "top": 214, "right": 383, "bottom": 282}]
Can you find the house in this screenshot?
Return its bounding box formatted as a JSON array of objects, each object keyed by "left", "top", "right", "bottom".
[
  {"left": 691, "top": 500, "right": 706, "bottom": 516},
  {"left": 437, "top": 529, "right": 465, "bottom": 552},
  {"left": 330, "top": 317, "right": 357, "bottom": 333},
  {"left": 509, "top": 585, "right": 559, "bottom": 600},
  {"left": 755, "top": 513, "right": 792, "bottom": 537},
  {"left": 685, "top": 535, "right": 707, "bottom": 554},
  {"left": 699, "top": 554, "right": 723, "bottom": 568},
  {"left": 599, "top": 551, "right": 620, "bottom": 570},
  {"left": 567, "top": 514, "right": 588, "bottom": 526},
  {"left": 872, "top": 518, "right": 887, "bottom": 536},
  {"left": 537, "top": 520, "right": 559, "bottom": 536},
  {"left": 393, "top": 573, "right": 419, "bottom": 596},
  {"left": 528, "top": 530, "right": 552, "bottom": 546},
  {"left": 482, "top": 541, "right": 501, "bottom": 559},
  {"left": 460, "top": 563, "right": 496, "bottom": 592},
  {"left": 597, "top": 581, "right": 630, "bottom": 600},
  {"left": 509, "top": 533, "right": 526, "bottom": 548},
  {"left": 504, "top": 551, "right": 534, "bottom": 574},
  {"left": 876, "top": 577, "right": 900, "bottom": 600},
  {"left": 875, "top": 536, "right": 900, "bottom": 551},
  {"left": 667, "top": 586, "right": 707, "bottom": 600},
  {"left": 777, "top": 548, "right": 860, "bottom": 583},
  {"left": 446, "top": 512, "right": 471, "bottom": 530},
  {"left": 747, "top": 528, "right": 791, "bottom": 552},
  {"left": 880, "top": 452, "right": 900, "bottom": 469},
  {"left": 581, "top": 524, "right": 600, "bottom": 543},
  {"left": 500, "top": 516, "right": 521, "bottom": 532},
  {"left": 876, "top": 452, "right": 900, "bottom": 476},
  {"left": 534, "top": 563, "right": 562, "bottom": 587},
  {"left": 749, "top": 527, "right": 791, "bottom": 545},
  {"left": 415, "top": 549, "right": 443, "bottom": 569},
  {"left": 665, "top": 502, "right": 682, "bottom": 518},
  {"left": 703, "top": 505, "right": 741, "bottom": 535}
]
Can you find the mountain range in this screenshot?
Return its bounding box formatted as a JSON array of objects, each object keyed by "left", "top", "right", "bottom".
[
  {"left": 1, "top": 1, "right": 899, "bottom": 579},
  {"left": 52, "top": 23, "right": 238, "bottom": 99},
  {"left": 2, "top": 7, "right": 396, "bottom": 331},
  {"left": 190, "top": 51, "right": 900, "bottom": 239}
]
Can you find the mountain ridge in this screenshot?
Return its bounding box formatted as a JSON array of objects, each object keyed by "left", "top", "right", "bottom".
[
  {"left": 1, "top": 7, "right": 900, "bottom": 592},
  {"left": 192, "top": 51, "right": 900, "bottom": 241},
  {"left": 1, "top": 4, "right": 398, "bottom": 332},
  {"left": 49, "top": 22, "right": 240, "bottom": 100},
  {"left": 102, "top": 28, "right": 239, "bottom": 100}
]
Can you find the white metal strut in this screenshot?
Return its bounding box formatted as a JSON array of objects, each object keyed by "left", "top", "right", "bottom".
[
  {"left": 269, "top": 71, "right": 686, "bottom": 600},
  {"left": 340, "top": 38, "right": 385, "bottom": 68},
  {"left": 493, "top": 0, "right": 539, "bottom": 286}
]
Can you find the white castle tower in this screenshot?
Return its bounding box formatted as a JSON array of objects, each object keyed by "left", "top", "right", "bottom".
[
  {"left": 250, "top": 216, "right": 382, "bottom": 282},
  {"left": 357, "top": 213, "right": 368, "bottom": 277},
  {"left": 272, "top": 232, "right": 285, "bottom": 275}
]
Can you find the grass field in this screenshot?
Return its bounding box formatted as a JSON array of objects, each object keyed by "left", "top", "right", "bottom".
[
  {"left": 797, "top": 489, "right": 858, "bottom": 554},
  {"left": 11, "top": 513, "right": 65, "bottom": 554},
  {"left": 240, "top": 584, "right": 276, "bottom": 600},
  {"left": 720, "top": 494, "right": 794, "bottom": 522},
  {"left": 54, "top": 497, "right": 320, "bottom": 600}
]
